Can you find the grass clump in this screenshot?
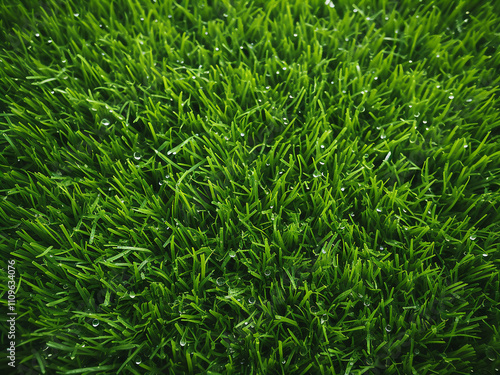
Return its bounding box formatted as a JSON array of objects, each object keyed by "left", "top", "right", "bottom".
[{"left": 1, "top": 0, "right": 499, "bottom": 374}]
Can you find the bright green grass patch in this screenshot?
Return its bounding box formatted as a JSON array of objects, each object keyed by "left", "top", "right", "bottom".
[{"left": 1, "top": 0, "right": 499, "bottom": 374}]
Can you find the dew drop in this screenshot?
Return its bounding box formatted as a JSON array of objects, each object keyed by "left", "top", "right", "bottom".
[
  {"left": 180, "top": 338, "right": 186, "bottom": 347},
  {"left": 229, "top": 251, "right": 236, "bottom": 258},
  {"left": 469, "top": 235, "right": 476, "bottom": 241},
  {"left": 385, "top": 325, "right": 392, "bottom": 332},
  {"left": 216, "top": 277, "right": 225, "bottom": 286},
  {"left": 133, "top": 152, "right": 141, "bottom": 160},
  {"left": 92, "top": 319, "right": 99, "bottom": 327},
  {"left": 320, "top": 314, "right": 329, "bottom": 324},
  {"left": 248, "top": 297, "right": 255, "bottom": 305},
  {"left": 101, "top": 118, "right": 110, "bottom": 126},
  {"left": 486, "top": 347, "right": 497, "bottom": 361}
]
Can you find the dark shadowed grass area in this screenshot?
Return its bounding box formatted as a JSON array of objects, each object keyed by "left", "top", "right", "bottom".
[{"left": 0, "top": 0, "right": 499, "bottom": 373}]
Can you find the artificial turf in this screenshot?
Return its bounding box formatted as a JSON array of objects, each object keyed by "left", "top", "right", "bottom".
[{"left": 1, "top": 0, "right": 500, "bottom": 373}]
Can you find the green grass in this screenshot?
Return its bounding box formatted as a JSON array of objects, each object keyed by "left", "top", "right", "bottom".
[{"left": 1, "top": 0, "right": 499, "bottom": 373}]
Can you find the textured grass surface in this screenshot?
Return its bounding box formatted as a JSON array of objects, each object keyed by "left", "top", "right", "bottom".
[{"left": 1, "top": 0, "right": 500, "bottom": 374}]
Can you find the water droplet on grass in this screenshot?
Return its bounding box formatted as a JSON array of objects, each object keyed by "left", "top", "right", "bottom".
[
  {"left": 101, "top": 118, "right": 110, "bottom": 126},
  {"left": 216, "top": 277, "right": 225, "bottom": 286},
  {"left": 135, "top": 356, "right": 142, "bottom": 364},
  {"left": 486, "top": 347, "right": 497, "bottom": 361},
  {"left": 248, "top": 297, "right": 255, "bottom": 305},
  {"left": 133, "top": 152, "right": 141, "bottom": 160},
  {"left": 229, "top": 251, "right": 236, "bottom": 258},
  {"left": 385, "top": 325, "right": 392, "bottom": 332},
  {"left": 469, "top": 235, "right": 476, "bottom": 240},
  {"left": 180, "top": 338, "right": 186, "bottom": 346},
  {"left": 92, "top": 319, "right": 99, "bottom": 327},
  {"left": 264, "top": 267, "right": 272, "bottom": 277}
]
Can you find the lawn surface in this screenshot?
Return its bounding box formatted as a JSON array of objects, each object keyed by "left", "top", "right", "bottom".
[{"left": 1, "top": 0, "right": 500, "bottom": 374}]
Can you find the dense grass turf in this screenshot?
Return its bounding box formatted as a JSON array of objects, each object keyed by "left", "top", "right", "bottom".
[{"left": 1, "top": 0, "right": 500, "bottom": 373}]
